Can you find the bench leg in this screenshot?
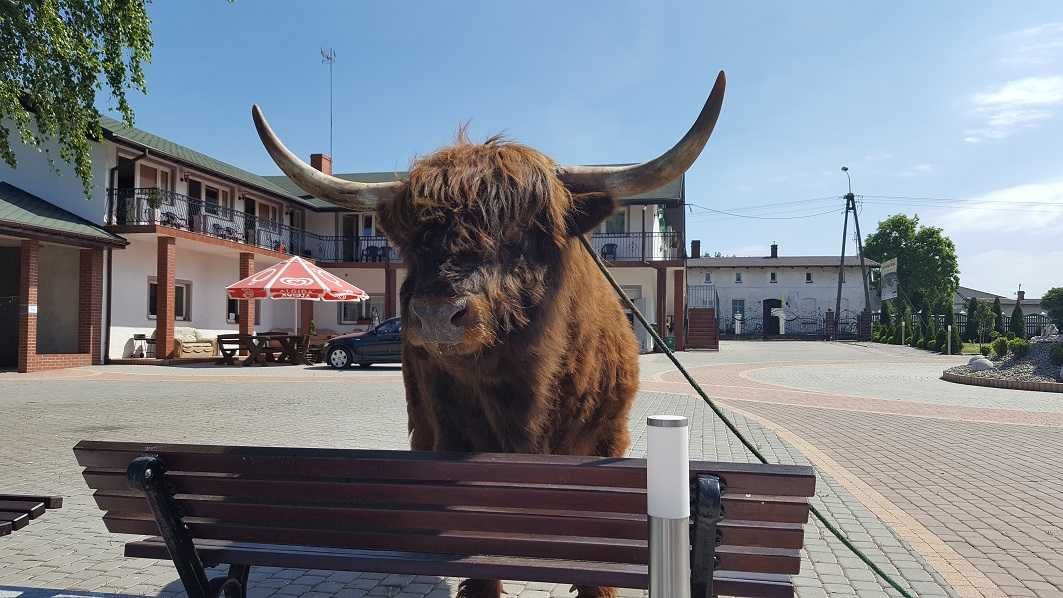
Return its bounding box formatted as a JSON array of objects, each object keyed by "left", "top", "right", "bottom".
[
  {"left": 128, "top": 456, "right": 213, "bottom": 598},
  {"left": 208, "top": 564, "right": 249, "bottom": 598},
  {"left": 690, "top": 475, "right": 723, "bottom": 598}
]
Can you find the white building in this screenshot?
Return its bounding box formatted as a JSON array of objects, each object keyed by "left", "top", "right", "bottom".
[
  {"left": 1, "top": 115, "right": 688, "bottom": 369},
  {"left": 686, "top": 244, "right": 878, "bottom": 336}
]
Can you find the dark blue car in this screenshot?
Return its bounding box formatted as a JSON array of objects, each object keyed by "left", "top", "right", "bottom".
[{"left": 323, "top": 317, "right": 402, "bottom": 369}]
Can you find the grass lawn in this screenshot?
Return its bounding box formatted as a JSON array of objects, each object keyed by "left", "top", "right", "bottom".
[{"left": 961, "top": 342, "right": 986, "bottom": 355}]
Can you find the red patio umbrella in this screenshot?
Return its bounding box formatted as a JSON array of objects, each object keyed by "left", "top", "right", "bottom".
[{"left": 226, "top": 256, "right": 369, "bottom": 302}]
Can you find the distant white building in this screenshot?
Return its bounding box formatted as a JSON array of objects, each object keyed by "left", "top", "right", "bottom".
[{"left": 687, "top": 243, "right": 879, "bottom": 334}]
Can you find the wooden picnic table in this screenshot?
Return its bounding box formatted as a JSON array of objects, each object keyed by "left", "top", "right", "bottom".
[{"left": 216, "top": 333, "right": 307, "bottom": 366}]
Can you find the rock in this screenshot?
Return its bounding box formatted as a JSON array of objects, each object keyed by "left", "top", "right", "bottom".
[
  {"left": 968, "top": 357, "right": 994, "bottom": 372},
  {"left": 968, "top": 356, "right": 984, "bottom": 365}
]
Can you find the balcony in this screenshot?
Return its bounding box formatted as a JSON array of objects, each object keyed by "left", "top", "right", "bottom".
[
  {"left": 589, "top": 232, "right": 683, "bottom": 262},
  {"left": 107, "top": 188, "right": 401, "bottom": 263}
]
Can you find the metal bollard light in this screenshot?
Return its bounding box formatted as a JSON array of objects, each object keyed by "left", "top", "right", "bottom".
[
  {"left": 647, "top": 415, "right": 691, "bottom": 598},
  {"left": 947, "top": 324, "right": 952, "bottom": 355}
]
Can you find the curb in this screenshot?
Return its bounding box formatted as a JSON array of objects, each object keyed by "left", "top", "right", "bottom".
[{"left": 941, "top": 371, "right": 1063, "bottom": 393}]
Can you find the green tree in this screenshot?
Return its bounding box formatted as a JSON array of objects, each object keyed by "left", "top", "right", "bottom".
[
  {"left": 992, "top": 297, "right": 1005, "bottom": 334},
  {"left": 0, "top": 0, "right": 153, "bottom": 197},
  {"left": 863, "top": 215, "right": 960, "bottom": 311},
  {"left": 975, "top": 300, "right": 994, "bottom": 343},
  {"left": 1010, "top": 302, "right": 1026, "bottom": 339},
  {"left": 880, "top": 300, "right": 893, "bottom": 329},
  {"left": 1043, "top": 287, "right": 1063, "bottom": 330},
  {"left": 963, "top": 297, "right": 979, "bottom": 341}
]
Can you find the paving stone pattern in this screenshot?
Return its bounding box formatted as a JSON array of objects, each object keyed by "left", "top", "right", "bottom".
[{"left": 0, "top": 350, "right": 956, "bottom": 598}]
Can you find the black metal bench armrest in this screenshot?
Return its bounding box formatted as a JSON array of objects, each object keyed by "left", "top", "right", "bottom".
[{"left": 691, "top": 474, "right": 724, "bottom": 598}]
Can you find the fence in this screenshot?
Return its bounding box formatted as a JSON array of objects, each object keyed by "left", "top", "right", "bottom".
[{"left": 873, "top": 311, "right": 1054, "bottom": 340}]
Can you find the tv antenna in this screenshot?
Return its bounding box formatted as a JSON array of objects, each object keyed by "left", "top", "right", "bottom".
[{"left": 321, "top": 47, "right": 337, "bottom": 158}]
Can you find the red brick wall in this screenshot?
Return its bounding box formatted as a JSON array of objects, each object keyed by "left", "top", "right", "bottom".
[
  {"left": 78, "top": 249, "right": 104, "bottom": 364},
  {"left": 156, "top": 237, "right": 176, "bottom": 358},
  {"left": 239, "top": 252, "right": 255, "bottom": 337},
  {"left": 310, "top": 153, "right": 332, "bottom": 175},
  {"left": 673, "top": 269, "right": 686, "bottom": 351},
  {"left": 16, "top": 240, "right": 94, "bottom": 372},
  {"left": 17, "top": 240, "right": 39, "bottom": 373}
]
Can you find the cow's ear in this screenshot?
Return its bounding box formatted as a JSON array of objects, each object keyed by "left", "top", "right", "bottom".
[{"left": 566, "top": 192, "right": 617, "bottom": 237}]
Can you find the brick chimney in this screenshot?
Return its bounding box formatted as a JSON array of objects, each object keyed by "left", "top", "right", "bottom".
[
  {"left": 691, "top": 240, "right": 701, "bottom": 259},
  {"left": 770, "top": 243, "right": 778, "bottom": 258},
  {"left": 310, "top": 153, "right": 332, "bottom": 175},
  {"left": 1017, "top": 290, "right": 1025, "bottom": 301}
]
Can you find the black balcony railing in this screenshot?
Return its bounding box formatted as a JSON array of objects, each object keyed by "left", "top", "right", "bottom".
[
  {"left": 590, "top": 231, "right": 682, "bottom": 262},
  {"left": 109, "top": 188, "right": 680, "bottom": 264},
  {"left": 108, "top": 188, "right": 400, "bottom": 263}
]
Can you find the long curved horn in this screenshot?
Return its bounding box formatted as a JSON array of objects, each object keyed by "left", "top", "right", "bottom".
[
  {"left": 559, "top": 71, "right": 726, "bottom": 200},
  {"left": 251, "top": 105, "right": 404, "bottom": 209}
]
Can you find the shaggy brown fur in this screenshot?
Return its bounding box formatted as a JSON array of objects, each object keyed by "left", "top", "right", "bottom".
[{"left": 376, "top": 136, "right": 639, "bottom": 598}]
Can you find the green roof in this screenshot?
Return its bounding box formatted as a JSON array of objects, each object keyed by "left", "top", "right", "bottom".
[
  {"left": 0, "top": 182, "right": 126, "bottom": 246},
  {"left": 99, "top": 116, "right": 312, "bottom": 208},
  {"left": 263, "top": 168, "right": 684, "bottom": 211}
]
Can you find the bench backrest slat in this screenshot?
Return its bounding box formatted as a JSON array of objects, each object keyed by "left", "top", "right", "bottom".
[{"left": 76, "top": 441, "right": 815, "bottom": 583}]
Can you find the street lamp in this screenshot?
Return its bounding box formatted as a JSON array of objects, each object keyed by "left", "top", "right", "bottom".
[{"left": 841, "top": 166, "right": 853, "bottom": 194}]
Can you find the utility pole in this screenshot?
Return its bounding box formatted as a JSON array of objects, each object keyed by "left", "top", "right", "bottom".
[
  {"left": 321, "top": 48, "right": 336, "bottom": 158},
  {"left": 833, "top": 167, "right": 872, "bottom": 340}
]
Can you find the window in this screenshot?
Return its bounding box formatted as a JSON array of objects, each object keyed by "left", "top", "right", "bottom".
[
  {"left": 339, "top": 293, "right": 386, "bottom": 323},
  {"left": 735, "top": 272, "right": 743, "bottom": 283},
  {"left": 602, "top": 210, "right": 626, "bottom": 234},
  {"left": 203, "top": 185, "right": 233, "bottom": 217},
  {"left": 375, "top": 318, "right": 402, "bottom": 335},
  {"left": 732, "top": 299, "right": 745, "bottom": 317},
  {"left": 769, "top": 272, "right": 778, "bottom": 284},
  {"left": 226, "top": 298, "right": 261, "bottom": 325},
  {"left": 805, "top": 272, "right": 813, "bottom": 284},
  {"left": 139, "top": 164, "right": 170, "bottom": 191},
  {"left": 703, "top": 272, "right": 712, "bottom": 284},
  {"left": 260, "top": 203, "right": 281, "bottom": 231},
  {"left": 148, "top": 278, "right": 191, "bottom": 321}
]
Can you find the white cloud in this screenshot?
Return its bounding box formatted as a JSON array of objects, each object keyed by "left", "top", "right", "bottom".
[
  {"left": 964, "top": 76, "right": 1063, "bottom": 142},
  {"left": 999, "top": 22, "right": 1063, "bottom": 66},
  {"left": 925, "top": 179, "right": 1063, "bottom": 233}
]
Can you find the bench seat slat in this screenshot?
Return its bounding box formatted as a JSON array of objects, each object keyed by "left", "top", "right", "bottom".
[
  {"left": 125, "top": 538, "right": 795, "bottom": 598},
  {"left": 0, "top": 511, "right": 31, "bottom": 530},
  {"left": 0, "top": 500, "right": 45, "bottom": 518},
  {"left": 74, "top": 442, "right": 815, "bottom": 497},
  {"left": 0, "top": 495, "right": 62, "bottom": 509},
  {"left": 102, "top": 514, "right": 799, "bottom": 575},
  {"left": 0, "top": 521, "right": 10, "bottom": 537}
]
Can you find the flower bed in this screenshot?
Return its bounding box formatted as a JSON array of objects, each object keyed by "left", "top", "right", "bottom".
[{"left": 943, "top": 335, "right": 1063, "bottom": 391}]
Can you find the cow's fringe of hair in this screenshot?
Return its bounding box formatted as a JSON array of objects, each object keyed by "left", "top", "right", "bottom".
[{"left": 386, "top": 133, "right": 572, "bottom": 249}]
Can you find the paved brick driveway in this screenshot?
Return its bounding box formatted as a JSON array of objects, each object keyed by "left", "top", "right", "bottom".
[{"left": 1, "top": 340, "right": 1053, "bottom": 597}]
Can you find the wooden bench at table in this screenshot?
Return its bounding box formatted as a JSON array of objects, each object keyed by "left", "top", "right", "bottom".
[
  {"left": 216, "top": 334, "right": 258, "bottom": 366},
  {"left": 0, "top": 494, "right": 63, "bottom": 537},
  {"left": 74, "top": 441, "right": 816, "bottom": 598}
]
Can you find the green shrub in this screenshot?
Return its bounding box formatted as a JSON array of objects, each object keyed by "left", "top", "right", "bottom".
[
  {"left": 991, "top": 336, "right": 1009, "bottom": 359},
  {"left": 1008, "top": 338, "right": 1030, "bottom": 358},
  {"left": 1007, "top": 332, "right": 1016, "bottom": 340},
  {"left": 1010, "top": 303, "right": 1026, "bottom": 339},
  {"left": 950, "top": 325, "right": 963, "bottom": 354},
  {"left": 935, "top": 330, "right": 947, "bottom": 352},
  {"left": 1051, "top": 345, "right": 1063, "bottom": 366},
  {"left": 979, "top": 345, "right": 991, "bottom": 357},
  {"left": 990, "top": 329, "right": 1001, "bottom": 340}
]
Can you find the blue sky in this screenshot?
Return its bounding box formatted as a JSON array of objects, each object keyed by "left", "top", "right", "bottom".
[{"left": 104, "top": 1, "right": 1063, "bottom": 298}]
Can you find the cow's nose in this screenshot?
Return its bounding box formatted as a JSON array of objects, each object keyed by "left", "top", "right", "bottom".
[{"left": 410, "top": 297, "right": 468, "bottom": 344}]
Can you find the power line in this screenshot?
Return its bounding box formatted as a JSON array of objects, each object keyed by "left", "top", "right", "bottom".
[{"left": 687, "top": 202, "right": 842, "bottom": 220}]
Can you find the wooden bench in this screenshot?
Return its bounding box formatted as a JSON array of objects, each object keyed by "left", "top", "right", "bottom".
[
  {"left": 74, "top": 441, "right": 816, "bottom": 598},
  {"left": 0, "top": 494, "right": 63, "bottom": 536}
]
